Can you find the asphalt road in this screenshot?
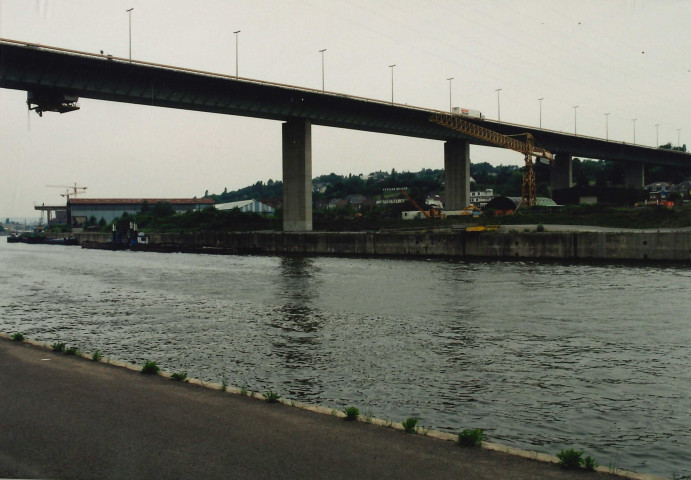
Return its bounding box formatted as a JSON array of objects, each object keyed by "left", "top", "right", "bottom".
[{"left": 0, "top": 337, "right": 631, "bottom": 480}]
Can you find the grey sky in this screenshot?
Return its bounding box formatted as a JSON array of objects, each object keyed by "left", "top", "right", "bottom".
[{"left": 1, "top": 0, "right": 689, "bottom": 217}]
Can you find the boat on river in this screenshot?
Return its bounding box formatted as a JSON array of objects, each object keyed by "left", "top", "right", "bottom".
[{"left": 6, "top": 232, "right": 78, "bottom": 245}]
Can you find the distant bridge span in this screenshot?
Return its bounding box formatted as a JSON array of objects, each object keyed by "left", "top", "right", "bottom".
[{"left": 1, "top": 39, "right": 689, "bottom": 230}]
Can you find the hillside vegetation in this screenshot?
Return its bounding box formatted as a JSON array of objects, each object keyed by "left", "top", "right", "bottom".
[{"left": 72, "top": 154, "right": 691, "bottom": 234}]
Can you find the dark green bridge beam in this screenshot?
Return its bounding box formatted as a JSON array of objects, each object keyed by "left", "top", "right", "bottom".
[{"left": 2, "top": 39, "right": 689, "bottom": 167}]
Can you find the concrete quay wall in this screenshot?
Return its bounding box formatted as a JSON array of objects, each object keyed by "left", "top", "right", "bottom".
[{"left": 75, "top": 230, "right": 691, "bottom": 261}]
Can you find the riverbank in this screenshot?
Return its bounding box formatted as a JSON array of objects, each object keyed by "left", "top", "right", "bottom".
[
  {"left": 75, "top": 227, "right": 691, "bottom": 261},
  {"left": 0, "top": 335, "right": 664, "bottom": 480}
]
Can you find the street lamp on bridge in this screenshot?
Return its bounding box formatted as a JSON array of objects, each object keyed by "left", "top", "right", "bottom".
[
  {"left": 495, "top": 88, "right": 502, "bottom": 121},
  {"left": 604, "top": 113, "right": 610, "bottom": 140},
  {"left": 126, "top": 8, "right": 133, "bottom": 61},
  {"left": 573, "top": 105, "right": 579, "bottom": 134},
  {"left": 632, "top": 118, "right": 637, "bottom": 145},
  {"left": 233, "top": 30, "right": 241, "bottom": 78},
  {"left": 655, "top": 123, "right": 660, "bottom": 147},
  {"left": 447, "top": 77, "right": 454, "bottom": 112},
  {"left": 389, "top": 64, "right": 396, "bottom": 104},
  {"left": 538, "top": 97, "right": 544, "bottom": 129},
  {"left": 319, "top": 49, "right": 327, "bottom": 91}
]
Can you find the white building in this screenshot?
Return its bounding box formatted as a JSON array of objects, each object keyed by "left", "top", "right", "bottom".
[
  {"left": 215, "top": 199, "right": 275, "bottom": 214},
  {"left": 469, "top": 189, "right": 495, "bottom": 208}
]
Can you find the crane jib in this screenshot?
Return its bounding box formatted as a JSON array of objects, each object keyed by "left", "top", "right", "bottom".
[{"left": 430, "top": 112, "right": 552, "bottom": 208}]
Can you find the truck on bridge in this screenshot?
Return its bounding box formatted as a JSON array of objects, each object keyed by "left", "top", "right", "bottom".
[{"left": 451, "top": 107, "right": 484, "bottom": 119}]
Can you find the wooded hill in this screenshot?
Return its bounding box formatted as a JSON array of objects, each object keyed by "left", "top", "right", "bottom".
[{"left": 203, "top": 152, "right": 691, "bottom": 207}]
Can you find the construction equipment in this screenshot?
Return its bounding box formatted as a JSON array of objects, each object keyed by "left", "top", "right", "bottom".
[
  {"left": 430, "top": 112, "right": 553, "bottom": 207},
  {"left": 46, "top": 183, "right": 87, "bottom": 199},
  {"left": 400, "top": 189, "right": 442, "bottom": 219},
  {"left": 27, "top": 91, "right": 80, "bottom": 117},
  {"left": 465, "top": 225, "right": 499, "bottom": 232}
]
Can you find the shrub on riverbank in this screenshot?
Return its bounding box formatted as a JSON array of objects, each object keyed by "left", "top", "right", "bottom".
[
  {"left": 343, "top": 406, "right": 360, "bottom": 421},
  {"left": 556, "top": 448, "right": 587, "bottom": 470},
  {"left": 458, "top": 428, "right": 484, "bottom": 447},
  {"left": 171, "top": 372, "right": 188, "bottom": 382},
  {"left": 263, "top": 391, "right": 280, "bottom": 403},
  {"left": 141, "top": 361, "right": 160, "bottom": 375},
  {"left": 402, "top": 417, "right": 418, "bottom": 433}
]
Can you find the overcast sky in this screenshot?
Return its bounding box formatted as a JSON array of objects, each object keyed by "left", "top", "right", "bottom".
[{"left": 1, "top": 0, "right": 689, "bottom": 218}]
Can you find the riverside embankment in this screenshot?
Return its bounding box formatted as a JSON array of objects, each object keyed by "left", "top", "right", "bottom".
[
  {"left": 75, "top": 227, "right": 691, "bottom": 261},
  {"left": 0, "top": 337, "right": 664, "bottom": 480}
]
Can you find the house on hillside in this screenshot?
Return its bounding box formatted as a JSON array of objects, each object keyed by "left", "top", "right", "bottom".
[
  {"left": 670, "top": 180, "right": 691, "bottom": 200},
  {"left": 345, "top": 194, "right": 368, "bottom": 209}
]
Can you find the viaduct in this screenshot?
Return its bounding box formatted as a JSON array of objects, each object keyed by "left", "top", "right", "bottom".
[{"left": 1, "top": 38, "right": 690, "bottom": 231}]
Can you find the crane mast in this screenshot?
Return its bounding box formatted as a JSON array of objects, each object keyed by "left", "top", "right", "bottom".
[{"left": 430, "top": 112, "right": 552, "bottom": 207}]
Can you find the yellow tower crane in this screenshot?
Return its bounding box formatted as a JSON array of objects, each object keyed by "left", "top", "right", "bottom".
[
  {"left": 46, "top": 183, "right": 88, "bottom": 200},
  {"left": 430, "top": 112, "right": 553, "bottom": 207}
]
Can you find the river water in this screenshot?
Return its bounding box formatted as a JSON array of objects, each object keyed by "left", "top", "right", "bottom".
[{"left": 1, "top": 241, "right": 689, "bottom": 478}]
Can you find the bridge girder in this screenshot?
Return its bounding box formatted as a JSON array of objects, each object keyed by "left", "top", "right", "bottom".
[{"left": 1, "top": 39, "right": 690, "bottom": 168}]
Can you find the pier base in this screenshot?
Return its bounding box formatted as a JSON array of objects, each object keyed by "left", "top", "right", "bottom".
[
  {"left": 282, "top": 119, "right": 313, "bottom": 232},
  {"left": 444, "top": 140, "right": 470, "bottom": 210}
]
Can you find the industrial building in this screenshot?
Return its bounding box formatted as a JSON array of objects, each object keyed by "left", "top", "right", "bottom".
[
  {"left": 215, "top": 199, "right": 275, "bottom": 215},
  {"left": 68, "top": 198, "right": 215, "bottom": 226},
  {"left": 469, "top": 188, "right": 495, "bottom": 208},
  {"left": 484, "top": 196, "right": 558, "bottom": 214}
]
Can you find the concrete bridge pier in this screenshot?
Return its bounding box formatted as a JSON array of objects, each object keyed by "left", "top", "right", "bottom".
[
  {"left": 444, "top": 140, "right": 470, "bottom": 210},
  {"left": 550, "top": 153, "right": 573, "bottom": 192},
  {"left": 282, "top": 119, "right": 313, "bottom": 231},
  {"left": 624, "top": 161, "right": 645, "bottom": 188}
]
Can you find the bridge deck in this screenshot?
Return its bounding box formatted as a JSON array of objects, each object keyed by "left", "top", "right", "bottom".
[{"left": 1, "top": 38, "right": 689, "bottom": 166}]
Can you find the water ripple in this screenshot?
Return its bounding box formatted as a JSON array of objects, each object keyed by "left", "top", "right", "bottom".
[{"left": 1, "top": 242, "right": 690, "bottom": 478}]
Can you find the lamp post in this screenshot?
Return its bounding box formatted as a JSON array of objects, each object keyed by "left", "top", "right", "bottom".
[
  {"left": 495, "top": 88, "right": 502, "bottom": 121},
  {"left": 604, "top": 113, "right": 610, "bottom": 140},
  {"left": 319, "top": 49, "right": 326, "bottom": 91},
  {"left": 233, "top": 30, "right": 241, "bottom": 78},
  {"left": 632, "top": 118, "right": 637, "bottom": 144},
  {"left": 677, "top": 128, "right": 681, "bottom": 147},
  {"left": 389, "top": 64, "right": 396, "bottom": 104},
  {"left": 573, "top": 105, "right": 579, "bottom": 134},
  {"left": 126, "top": 8, "right": 133, "bottom": 61},
  {"left": 538, "top": 97, "right": 544, "bottom": 129},
  {"left": 655, "top": 124, "right": 660, "bottom": 147},
  {"left": 447, "top": 77, "right": 454, "bottom": 112}
]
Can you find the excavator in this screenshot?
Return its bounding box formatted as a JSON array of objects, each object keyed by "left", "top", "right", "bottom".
[
  {"left": 400, "top": 190, "right": 443, "bottom": 219},
  {"left": 430, "top": 112, "right": 553, "bottom": 207}
]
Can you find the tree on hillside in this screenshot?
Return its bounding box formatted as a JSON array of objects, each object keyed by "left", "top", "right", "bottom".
[
  {"left": 470, "top": 162, "right": 495, "bottom": 185},
  {"left": 152, "top": 201, "right": 175, "bottom": 218},
  {"left": 314, "top": 173, "right": 345, "bottom": 184}
]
